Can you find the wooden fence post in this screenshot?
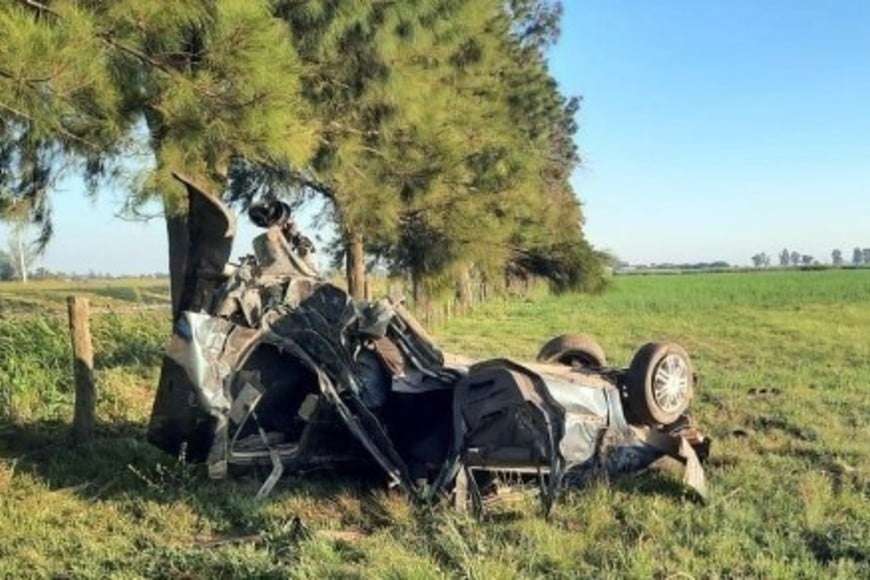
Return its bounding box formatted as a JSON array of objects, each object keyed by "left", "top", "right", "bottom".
[{"left": 67, "top": 296, "right": 95, "bottom": 442}]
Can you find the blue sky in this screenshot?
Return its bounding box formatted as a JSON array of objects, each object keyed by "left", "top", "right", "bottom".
[
  {"left": 5, "top": 0, "right": 870, "bottom": 274},
  {"left": 550, "top": 0, "right": 869, "bottom": 265}
]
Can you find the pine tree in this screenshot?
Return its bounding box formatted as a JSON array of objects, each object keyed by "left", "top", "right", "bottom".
[
  {"left": 0, "top": 1, "right": 123, "bottom": 245},
  {"left": 2, "top": 1, "right": 316, "bottom": 311},
  {"left": 270, "top": 1, "right": 405, "bottom": 297},
  {"left": 86, "top": 0, "right": 315, "bottom": 312},
  {"left": 3, "top": 0, "right": 603, "bottom": 301}
]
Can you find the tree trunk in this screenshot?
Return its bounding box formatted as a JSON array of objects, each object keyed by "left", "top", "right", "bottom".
[
  {"left": 17, "top": 232, "right": 27, "bottom": 283},
  {"left": 457, "top": 267, "right": 471, "bottom": 312},
  {"left": 345, "top": 231, "right": 365, "bottom": 300},
  {"left": 166, "top": 206, "right": 189, "bottom": 321},
  {"left": 411, "top": 272, "right": 431, "bottom": 325},
  {"left": 412, "top": 272, "right": 421, "bottom": 304}
]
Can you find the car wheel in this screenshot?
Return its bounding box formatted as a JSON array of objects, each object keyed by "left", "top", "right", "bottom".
[
  {"left": 536, "top": 334, "right": 606, "bottom": 368},
  {"left": 625, "top": 342, "right": 694, "bottom": 426}
]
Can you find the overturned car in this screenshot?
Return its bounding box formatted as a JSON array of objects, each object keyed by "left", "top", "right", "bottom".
[{"left": 148, "top": 173, "right": 710, "bottom": 512}]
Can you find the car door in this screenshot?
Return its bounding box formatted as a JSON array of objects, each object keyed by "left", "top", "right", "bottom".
[{"left": 170, "top": 171, "right": 236, "bottom": 318}]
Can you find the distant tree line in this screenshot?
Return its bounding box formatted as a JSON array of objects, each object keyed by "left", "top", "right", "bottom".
[
  {"left": 748, "top": 247, "right": 870, "bottom": 268},
  {"left": 0, "top": 255, "right": 168, "bottom": 282},
  {"left": 850, "top": 247, "right": 870, "bottom": 265},
  {"left": 615, "top": 261, "right": 731, "bottom": 272},
  {"left": 774, "top": 249, "right": 815, "bottom": 267},
  {"left": 751, "top": 253, "right": 772, "bottom": 268}
]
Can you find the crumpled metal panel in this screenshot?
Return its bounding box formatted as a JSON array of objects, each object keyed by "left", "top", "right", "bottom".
[
  {"left": 150, "top": 175, "right": 711, "bottom": 509},
  {"left": 541, "top": 377, "right": 610, "bottom": 466},
  {"left": 163, "top": 312, "right": 241, "bottom": 478},
  {"left": 269, "top": 284, "right": 363, "bottom": 396},
  {"left": 169, "top": 312, "right": 236, "bottom": 417}
]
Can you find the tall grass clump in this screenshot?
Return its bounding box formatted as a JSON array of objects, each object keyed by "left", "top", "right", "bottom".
[
  {"left": 0, "top": 317, "right": 72, "bottom": 421},
  {"left": 91, "top": 312, "right": 167, "bottom": 371},
  {"left": 0, "top": 311, "right": 168, "bottom": 422}
]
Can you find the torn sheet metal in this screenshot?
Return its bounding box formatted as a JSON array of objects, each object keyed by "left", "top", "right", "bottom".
[{"left": 147, "top": 174, "right": 711, "bottom": 513}]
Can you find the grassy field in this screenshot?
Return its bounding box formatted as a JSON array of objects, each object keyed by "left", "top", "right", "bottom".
[
  {"left": 0, "top": 278, "right": 171, "bottom": 317},
  {"left": 0, "top": 270, "right": 868, "bottom": 578}
]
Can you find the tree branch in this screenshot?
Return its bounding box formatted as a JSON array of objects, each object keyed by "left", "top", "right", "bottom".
[
  {"left": 97, "top": 33, "right": 176, "bottom": 76},
  {"left": 283, "top": 166, "right": 338, "bottom": 202},
  {"left": 0, "top": 67, "right": 57, "bottom": 85},
  {"left": 15, "top": 0, "right": 60, "bottom": 18},
  {"left": 0, "top": 100, "right": 99, "bottom": 150}
]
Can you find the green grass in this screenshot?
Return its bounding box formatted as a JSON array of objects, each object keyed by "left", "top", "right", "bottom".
[
  {"left": 1, "top": 270, "right": 868, "bottom": 577},
  {"left": 0, "top": 312, "right": 165, "bottom": 423},
  {"left": 0, "top": 278, "right": 171, "bottom": 316}
]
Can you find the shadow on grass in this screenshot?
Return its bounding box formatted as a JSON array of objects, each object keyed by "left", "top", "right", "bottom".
[
  {"left": 0, "top": 418, "right": 387, "bottom": 521},
  {"left": 610, "top": 468, "right": 706, "bottom": 502},
  {"left": 0, "top": 418, "right": 176, "bottom": 498},
  {"left": 804, "top": 527, "right": 870, "bottom": 566},
  {"left": 558, "top": 463, "right": 706, "bottom": 508},
  {"left": 0, "top": 417, "right": 715, "bottom": 548}
]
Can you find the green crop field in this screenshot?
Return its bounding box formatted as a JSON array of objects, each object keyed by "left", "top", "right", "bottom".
[
  {"left": 0, "top": 278, "right": 171, "bottom": 317},
  {"left": 1, "top": 270, "right": 868, "bottom": 578}
]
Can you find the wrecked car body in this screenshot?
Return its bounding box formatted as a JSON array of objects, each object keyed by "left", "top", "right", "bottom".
[{"left": 148, "top": 173, "right": 710, "bottom": 511}]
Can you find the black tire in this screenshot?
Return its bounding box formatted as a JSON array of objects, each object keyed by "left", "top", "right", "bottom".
[
  {"left": 536, "top": 334, "right": 606, "bottom": 368},
  {"left": 624, "top": 342, "right": 694, "bottom": 426}
]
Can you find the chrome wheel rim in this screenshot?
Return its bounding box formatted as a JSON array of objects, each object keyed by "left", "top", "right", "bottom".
[{"left": 652, "top": 354, "right": 690, "bottom": 413}]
